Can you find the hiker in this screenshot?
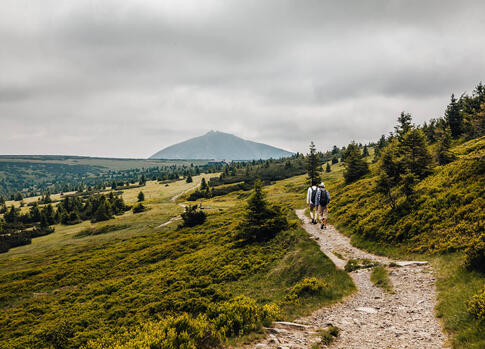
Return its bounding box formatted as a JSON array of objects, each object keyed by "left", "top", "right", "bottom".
[
  {"left": 316, "top": 182, "right": 331, "bottom": 229},
  {"left": 306, "top": 182, "right": 319, "bottom": 224}
]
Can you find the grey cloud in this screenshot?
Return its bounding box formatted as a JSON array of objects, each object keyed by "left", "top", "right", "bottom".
[{"left": 0, "top": 0, "right": 484, "bottom": 157}]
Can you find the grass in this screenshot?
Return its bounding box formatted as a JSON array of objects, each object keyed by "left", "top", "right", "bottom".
[
  {"left": 312, "top": 326, "right": 340, "bottom": 348},
  {"left": 370, "top": 266, "right": 394, "bottom": 294},
  {"left": 0, "top": 173, "right": 354, "bottom": 348},
  {"left": 433, "top": 253, "right": 485, "bottom": 349}
]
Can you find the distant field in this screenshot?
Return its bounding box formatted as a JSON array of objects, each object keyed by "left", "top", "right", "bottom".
[
  {"left": 0, "top": 155, "right": 212, "bottom": 198},
  {"left": 0, "top": 155, "right": 209, "bottom": 171}
]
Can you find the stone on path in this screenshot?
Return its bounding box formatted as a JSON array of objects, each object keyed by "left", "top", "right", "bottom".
[
  {"left": 356, "top": 307, "right": 378, "bottom": 314},
  {"left": 394, "top": 261, "right": 428, "bottom": 267}
]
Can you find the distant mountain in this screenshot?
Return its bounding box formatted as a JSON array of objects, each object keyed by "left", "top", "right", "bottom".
[{"left": 150, "top": 131, "right": 294, "bottom": 160}]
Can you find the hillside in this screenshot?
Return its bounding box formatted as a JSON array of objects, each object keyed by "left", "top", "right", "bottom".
[
  {"left": 150, "top": 131, "right": 294, "bottom": 160},
  {"left": 318, "top": 137, "right": 485, "bottom": 348},
  {"left": 0, "top": 176, "right": 353, "bottom": 348}
]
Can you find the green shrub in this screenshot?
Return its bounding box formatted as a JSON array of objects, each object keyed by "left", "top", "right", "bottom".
[
  {"left": 180, "top": 205, "right": 206, "bottom": 227},
  {"left": 284, "top": 277, "right": 327, "bottom": 303},
  {"left": 87, "top": 313, "right": 223, "bottom": 349},
  {"left": 38, "top": 320, "right": 74, "bottom": 349},
  {"left": 467, "top": 286, "right": 485, "bottom": 321},
  {"left": 464, "top": 234, "right": 485, "bottom": 273},
  {"left": 132, "top": 203, "right": 145, "bottom": 214},
  {"left": 315, "top": 325, "right": 340, "bottom": 346},
  {"left": 208, "top": 296, "right": 280, "bottom": 337}
]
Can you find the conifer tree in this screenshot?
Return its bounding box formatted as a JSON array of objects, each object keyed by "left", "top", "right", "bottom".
[
  {"left": 362, "top": 145, "right": 369, "bottom": 157},
  {"left": 398, "top": 128, "right": 433, "bottom": 179},
  {"left": 200, "top": 178, "right": 208, "bottom": 190},
  {"left": 138, "top": 191, "right": 145, "bottom": 202},
  {"left": 395, "top": 112, "right": 413, "bottom": 140},
  {"left": 331, "top": 156, "right": 338, "bottom": 164},
  {"left": 343, "top": 142, "right": 369, "bottom": 184},
  {"left": 235, "top": 180, "right": 287, "bottom": 243},
  {"left": 186, "top": 174, "right": 193, "bottom": 183},
  {"left": 306, "top": 141, "right": 321, "bottom": 185},
  {"left": 445, "top": 94, "right": 463, "bottom": 138},
  {"left": 326, "top": 162, "right": 331, "bottom": 172},
  {"left": 437, "top": 128, "right": 456, "bottom": 165}
]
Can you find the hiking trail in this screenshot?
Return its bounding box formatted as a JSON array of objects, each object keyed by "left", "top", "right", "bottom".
[
  {"left": 246, "top": 209, "right": 446, "bottom": 349},
  {"left": 156, "top": 184, "right": 199, "bottom": 228}
]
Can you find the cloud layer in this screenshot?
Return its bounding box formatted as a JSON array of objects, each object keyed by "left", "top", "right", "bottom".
[{"left": 1, "top": 0, "right": 484, "bottom": 157}]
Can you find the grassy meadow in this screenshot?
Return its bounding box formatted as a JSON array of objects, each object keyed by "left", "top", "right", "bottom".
[{"left": 0, "top": 173, "right": 354, "bottom": 348}]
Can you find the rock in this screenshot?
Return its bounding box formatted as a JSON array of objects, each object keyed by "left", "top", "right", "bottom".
[
  {"left": 274, "top": 321, "right": 311, "bottom": 329},
  {"left": 394, "top": 261, "right": 428, "bottom": 267},
  {"left": 355, "top": 307, "right": 378, "bottom": 314}
]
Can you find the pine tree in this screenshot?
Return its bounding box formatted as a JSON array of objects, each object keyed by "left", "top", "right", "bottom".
[
  {"left": 398, "top": 128, "right": 433, "bottom": 179},
  {"left": 362, "top": 145, "right": 369, "bottom": 157},
  {"left": 331, "top": 156, "right": 338, "bottom": 164},
  {"left": 235, "top": 180, "right": 287, "bottom": 243},
  {"left": 437, "top": 128, "right": 456, "bottom": 165},
  {"left": 200, "top": 178, "right": 208, "bottom": 190},
  {"left": 139, "top": 174, "right": 147, "bottom": 186},
  {"left": 343, "top": 142, "right": 369, "bottom": 184},
  {"left": 306, "top": 141, "right": 321, "bottom": 185},
  {"left": 445, "top": 94, "right": 463, "bottom": 138},
  {"left": 186, "top": 174, "right": 193, "bottom": 183},
  {"left": 326, "top": 162, "right": 331, "bottom": 173},
  {"left": 138, "top": 191, "right": 145, "bottom": 202},
  {"left": 395, "top": 112, "right": 413, "bottom": 140}
]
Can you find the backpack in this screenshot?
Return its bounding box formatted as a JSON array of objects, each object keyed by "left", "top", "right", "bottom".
[
  {"left": 310, "top": 188, "right": 317, "bottom": 204},
  {"left": 319, "top": 189, "right": 330, "bottom": 206}
]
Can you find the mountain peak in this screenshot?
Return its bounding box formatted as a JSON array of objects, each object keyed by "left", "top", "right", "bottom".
[{"left": 150, "top": 132, "right": 293, "bottom": 160}]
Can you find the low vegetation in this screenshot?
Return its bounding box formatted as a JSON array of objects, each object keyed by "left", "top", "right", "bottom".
[
  {"left": 0, "top": 176, "right": 353, "bottom": 348},
  {"left": 370, "top": 266, "right": 394, "bottom": 294}
]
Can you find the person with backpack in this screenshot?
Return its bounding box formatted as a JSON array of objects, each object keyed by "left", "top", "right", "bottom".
[
  {"left": 306, "top": 182, "right": 319, "bottom": 224},
  {"left": 316, "top": 182, "right": 331, "bottom": 229}
]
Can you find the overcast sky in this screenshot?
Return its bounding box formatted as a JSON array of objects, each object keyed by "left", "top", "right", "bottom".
[{"left": 1, "top": 0, "right": 484, "bottom": 158}]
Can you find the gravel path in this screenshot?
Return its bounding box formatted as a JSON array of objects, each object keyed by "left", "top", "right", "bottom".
[{"left": 245, "top": 209, "right": 446, "bottom": 349}]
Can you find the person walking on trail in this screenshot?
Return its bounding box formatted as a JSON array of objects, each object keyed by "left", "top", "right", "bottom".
[
  {"left": 306, "top": 182, "right": 319, "bottom": 224},
  {"left": 316, "top": 182, "right": 331, "bottom": 229}
]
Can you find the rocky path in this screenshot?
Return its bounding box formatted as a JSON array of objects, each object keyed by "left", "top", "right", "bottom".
[{"left": 246, "top": 210, "right": 445, "bottom": 349}]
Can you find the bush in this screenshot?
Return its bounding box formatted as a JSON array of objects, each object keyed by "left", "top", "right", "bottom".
[
  {"left": 208, "top": 296, "right": 279, "bottom": 337},
  {"left": 284, "top": 277, "right": 328, "bottom": 303},
  {"left": 464, "top": 234, "right": 485, "bottom": 273},
  {"left": 180, "top": 205, "right": 207, "bottom": 227},
  {"left": 87, "top": 313, "right": 223, "bottom": 349},
  {"left": 467, "top": 287, "right": 485, "bottom": 321},
  {"left": 132, "top": 203, "right": 145, "bottom": 214},
  {"left": 38, "top": 320, "right": 74, "bottom": 349}
]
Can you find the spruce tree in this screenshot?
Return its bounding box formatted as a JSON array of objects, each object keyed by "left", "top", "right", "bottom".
[
  {"left": 326, "top": 162, "right": 331, "bottom": 173},
  {"left": 186, "top": 174, "right": 193, "bottom": 183},
  {"left": 343, "top": 142, "right": 369, "bottom": 184},
  {"left": 398, "top": 128, "right": 432, "bottom": 179},
  {"left": 445, "top": 94, "right": 463, "bottom": 138},
  {"left": 395, "top": 112, "right": 413, "bottom": 140},
  {"left": 331, "top": 156, "right": 338, "bottom": 164},
  {"left": 235, "top": 180, "right": 287, "bottom": 243},
  {"left": 306, "top": 141, "right": 321, "bottom": 185},
  {"left": 362, "top": 145, "right": 369, "bottom": 157},
  {"left": 200, "top": 178, "right": 208, "bottom": 190},
  {"left": 138, "top": 191, "right": 145, "bottom": 202},
  {"left": 437, "top": 128, "right": 456, "bottom": 165}
]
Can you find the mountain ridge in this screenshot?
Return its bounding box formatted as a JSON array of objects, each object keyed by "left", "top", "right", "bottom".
[{"left": 149, "top": 131, "right": 294, "bottom": 160}]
